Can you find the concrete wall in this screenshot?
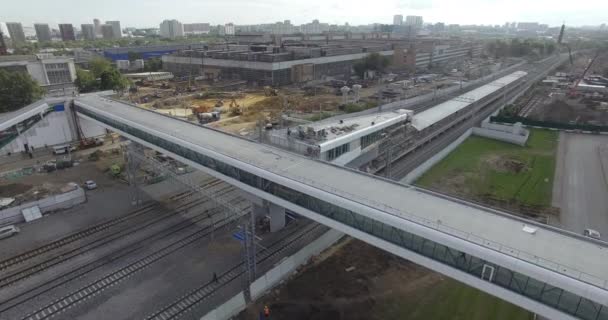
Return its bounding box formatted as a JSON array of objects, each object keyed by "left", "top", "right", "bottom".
[
  {"left": 2, "top": 110, "right": 74, "bottom": 154},
  {"left": 401, "top": 128, "right": 472, "bottom": 184},
  {"left": 472, "top": 127, "right": 529, "bottom": 146},
  {"left": 0, "top": 185, "right": 86, "bottom": 226},
  {"left": 1, "top": 110, "right": 107, "bottom": 155},
  {"left": 198, "top": 229, "right": 344, "bottom": 320}
]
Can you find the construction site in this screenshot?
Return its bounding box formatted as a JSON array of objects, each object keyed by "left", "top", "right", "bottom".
[
  {"left": 497, "top": 50, "right": 608, "bottom": 127},
  {"left": 121, "top": 40, "right": 511, "bottom": 138}
]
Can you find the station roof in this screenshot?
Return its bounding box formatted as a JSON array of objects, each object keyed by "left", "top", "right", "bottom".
[
  {"left": 75, "top": 95, "right": 608, "bottom": 290},
  {"left": 411, "top": 71, "right": 528, "bottom": 131},
  {"left": 0, "top": 100, "right": 49, "bottom": 131},
  {"left": 304, "top": 109, "right": 412, "bottom": 152}
]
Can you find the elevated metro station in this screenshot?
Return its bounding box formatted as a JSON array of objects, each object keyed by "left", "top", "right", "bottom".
[{"left": 72, "top": 93, "right": 608, "bottom": 320}]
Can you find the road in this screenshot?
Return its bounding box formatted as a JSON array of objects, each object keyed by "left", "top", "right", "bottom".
[{"left": 553, "top": 132, "right": 608, "bottom": 238}]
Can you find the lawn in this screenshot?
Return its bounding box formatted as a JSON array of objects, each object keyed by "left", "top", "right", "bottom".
[
  {"left": 415, "top": 129, "right": 558, "bottom": 208},
  {"left": 374, "top": 277, "right": 533, "bottom": 320}
]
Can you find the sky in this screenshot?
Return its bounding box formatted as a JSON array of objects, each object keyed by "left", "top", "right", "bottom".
[{"left": 1, "top": 0, "right": 607, "bottom": 29}]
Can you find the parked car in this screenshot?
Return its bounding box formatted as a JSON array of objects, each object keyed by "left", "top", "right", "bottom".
[
  {"left": 584, "top": 228, "right": 601, "bottom": 240},
  {"left": 0, "top": 225, "right": 20, "bottom": 240},
  {"left": 84, "top": 180, "right": 97, "bottom": 190}
]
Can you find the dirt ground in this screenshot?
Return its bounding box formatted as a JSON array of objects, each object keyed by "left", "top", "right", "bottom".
[
  {"left": 527, "top": 96, "right": 608, "bottom": 125},
  {"left": 238, "top": 238, "right": 438, "bottom": 320},
  {"left": 238, "top": 238, "right": 530, "bottom": 320}
]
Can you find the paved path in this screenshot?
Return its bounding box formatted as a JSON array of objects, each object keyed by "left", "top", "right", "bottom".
[{"left": 553, "top": 132, "right": 608, "bottom": 237}]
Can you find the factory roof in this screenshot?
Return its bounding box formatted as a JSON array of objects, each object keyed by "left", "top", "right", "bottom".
[{"left": 411, "top": 71, "right": 527, "bottom": 131}]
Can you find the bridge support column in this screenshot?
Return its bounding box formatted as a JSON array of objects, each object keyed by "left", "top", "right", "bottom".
[
  {"left": 268, "top": 202, "right": 286, "bottom": 232},
  {"left": 241, "top": 191, "right": 286, "bottom": 232}
]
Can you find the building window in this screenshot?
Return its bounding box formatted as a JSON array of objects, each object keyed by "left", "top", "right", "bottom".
[
  {"left": 327, "top": 143, "right": 349, "bottom": 161},
  {"left": 361, "top": 131, "right": 383, "bottom": 149}
]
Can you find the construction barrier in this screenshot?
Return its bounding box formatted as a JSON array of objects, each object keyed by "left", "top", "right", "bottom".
[{"left": 0, "top": 185, "right": 86, "bottom": 226}]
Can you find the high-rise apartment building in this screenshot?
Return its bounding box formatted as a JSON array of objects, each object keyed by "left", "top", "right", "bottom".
[
  {"left": 183, "top": 23, "right": 211, "bottom": 35},
  {"left": 405, "top": 16, "right": 423, "bottom": 28},
  {"left": 59, "top": 24, "right": 76, "bottom": 41},
  {"left": 101, "top": 25, "right": 114, "bottom": 39},
  {"left": 81, "top": 24, "right": 96, "bottom": 40},
  {"left": 6, "top": 22, "right": 26, "bottom": 45},
  {"left": 34, "top": 23, "right": 52, "bottom": 42},
  {"left": 93, "top": 19, "right": 102, "bottom": 36},
  {"left": 160, "top": 20, "right": 184, "bottom": 39},
  {"left": 106, "top": 21, "right": 122, "bottom": 38},
  {"left": 393, "top": 15, "right": 403, "bottom": 26}
]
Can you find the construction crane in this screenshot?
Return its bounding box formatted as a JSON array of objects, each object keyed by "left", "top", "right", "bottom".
[
  {"left": 557, "top": 24, "right": 574, "bottom": 66},
  {"left": 568, "top": 51, "right": 600, "bottom": 98}
]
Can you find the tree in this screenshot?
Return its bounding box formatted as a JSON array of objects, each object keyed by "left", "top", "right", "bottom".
[
  {"left": 89, "top": 57, "right": 113, "bottom": 78},
  {"left": 75, "top": 68, "right": 97, "bottom": 93},
  {"left": 144, "top": 57, "right": 163, "bottom": 72},
  {"left": 353, "top": 53, "right": 390, "bottom": 78},
  {"left": 0, "top": 70, "right": 44, "bottom": 112},
  {"left": 100, "top": 69, "right": 130, "bottom": 92}
]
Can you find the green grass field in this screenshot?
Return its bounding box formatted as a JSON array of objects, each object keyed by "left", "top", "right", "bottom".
[
  {"left": 374, "top": 277, "right": 533, "bottom": 320},
  {"left": 415, "top": 129, "right": 558, "bottom": 208}
]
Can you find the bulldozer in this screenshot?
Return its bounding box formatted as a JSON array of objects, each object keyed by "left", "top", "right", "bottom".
[
  {"left": 229, "top": 98, "right": 242, "bottom": 116},
  {"left": 264, "top": 86, "right": 278, "bottom": 96}
]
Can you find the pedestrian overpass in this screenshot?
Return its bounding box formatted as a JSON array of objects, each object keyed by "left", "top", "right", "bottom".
[{"left": 67, "top": 94, "right": 608, "bottom": 320}]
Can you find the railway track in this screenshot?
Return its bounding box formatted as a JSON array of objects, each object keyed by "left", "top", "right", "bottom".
[
  {"left": 0, "top": 185, "right": 236, "bottom": 290},
  {"left": 12, "top": 200, "right": 248, "bottom": 320},
  {"left": 0, "top": 177, "right": 228, "bottom": 276},
  {"left": 0, "top": 187, "right": 201, "bottom": 273},
  {"left": 144, "top": 223, "right": 327, "bottom": 320}
]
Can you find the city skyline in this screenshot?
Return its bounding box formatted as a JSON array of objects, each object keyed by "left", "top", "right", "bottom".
[{"left": 1, "top": 0, "right": 607, "bottom": 29}]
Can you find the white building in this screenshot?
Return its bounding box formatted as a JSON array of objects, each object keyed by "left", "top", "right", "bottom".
[
  {"left": 0, "top": 55, "right": 77, "bottom": 90},
  {"left": 105, "top": 21, "right": 122, "bottom": 38},
  {"left": 393, "top": 15, "right": 403, "bottom": 26},
  {"left": 160, "top": 19, "right": 184, "bottom": 39},
  {"left": 183, "top": 23, "right": 210, "bottom": 35},
  {"left": 224, "top": 23, "right": 235, "bottom": 36},
  {"left": 405, "top": 16, "right": 424, "bottom": 28},
  {"left": 116, "top": 60, "right": 130, "bottom": 71}
]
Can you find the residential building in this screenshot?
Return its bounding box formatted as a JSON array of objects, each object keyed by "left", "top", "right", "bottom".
[
  {"left": 393, "top": 15, "right": 403, "bottom": 26},
  {"left": 269, "top": 20, "right": 296, "bottom": 35},
  {"left": 517, "top": 22, "right": 540, "bottom": 31},
  {"left": 405, "top": 16, "right": 423, "bottom": 28},
  {"left": 0, "top": 32, "right": 8, "bottom": 55},
  {"left": 224, "top": 23, "right": 235, "bottom": 36},
  {"left": 58, "top": 24, "right": 76, "bottom": 41},
  {"left": 160, "top": 19, "right": 184, "bottom": 39},
  {"left": 183, "top": 23, "right": 211, "bottom": 35},
  {"left": 81, "top": 24, "right": 96, "bottom": 40},
  {"left": 106, "top": 21, "right": 122, "bottom": 38},
  {"left": 6, "top": 22, "right": 26, "bottom": 45},
  {"left": 101, "top": 25, "right": 114, "bottom": 39},
  {"left": 93, "top": 18, "right": 102, "bottom": 35},
  {"left": 34, "top": 23, "right": 52, "bottom": 42},
  {"left": 300, "top": 19, "right": 329, "bottom": 34}
]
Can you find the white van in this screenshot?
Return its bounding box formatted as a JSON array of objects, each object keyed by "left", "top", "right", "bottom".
[{"left": 52, "top": 145, "right": 76, "bottom": 155}]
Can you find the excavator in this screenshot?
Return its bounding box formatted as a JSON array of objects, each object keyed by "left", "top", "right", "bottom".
[
  {"left": 263, "top": 86, "right": 278, "bottom": 96},
  {"left": 228, "top": 98, "right": 242, "bottom": 116}
]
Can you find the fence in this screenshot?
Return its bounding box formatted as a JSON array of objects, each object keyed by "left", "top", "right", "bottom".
[{"left": 0, "top": 185, "right": 86, "bottom": 226}]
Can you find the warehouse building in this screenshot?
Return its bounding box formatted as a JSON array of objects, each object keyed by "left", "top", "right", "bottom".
[{"left": 162, "top": 39, "right": 483, "bottom": 86}]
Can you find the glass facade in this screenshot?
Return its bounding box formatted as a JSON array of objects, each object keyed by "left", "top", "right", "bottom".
[
  {"left": 326, "top": 143, "right": 349, "bottom": 161},
  {"left": 77, "top": 105, "right": 608, "bottom": 320}
]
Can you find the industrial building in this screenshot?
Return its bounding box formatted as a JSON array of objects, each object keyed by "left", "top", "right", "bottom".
[
  {"left": 161, "top": 38, "right": 483, "bottom": 86},
  {"left": 0, "top": 54, "right": 77, "bottom": 93},
  {"left": 101, "top": 43, "right": 207, "bottom": 61}
]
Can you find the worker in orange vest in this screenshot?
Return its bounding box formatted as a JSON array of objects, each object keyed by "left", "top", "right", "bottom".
[{"left": 263, "top": 305, "right": 270, "bottom": 318}]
